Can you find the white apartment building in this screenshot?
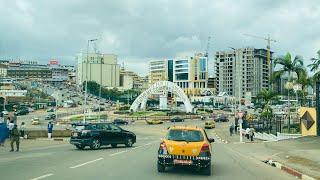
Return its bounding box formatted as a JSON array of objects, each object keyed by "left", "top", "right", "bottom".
[
  {"left": 76, "top": 53, "right": 120, "bottom": 87},
  {"left": 215, "top": 47, "right": 271, "bottom": 98}
]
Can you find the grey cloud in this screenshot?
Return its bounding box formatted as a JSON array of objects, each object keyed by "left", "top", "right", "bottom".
[{"left": 0, "top": 0, "right": 319, "bottom": 75}]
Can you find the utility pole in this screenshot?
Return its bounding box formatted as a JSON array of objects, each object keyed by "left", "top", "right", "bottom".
[{"left": 83, "top": 39, "right": 98, "bottom": 124}]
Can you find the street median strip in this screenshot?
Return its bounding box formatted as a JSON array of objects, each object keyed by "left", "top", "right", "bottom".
[
  {"left": 70, "top": 158, "right": 104, "bottom": 169},
  {"left": 29, "top": 173, "right": 54, "bottom": 180}
]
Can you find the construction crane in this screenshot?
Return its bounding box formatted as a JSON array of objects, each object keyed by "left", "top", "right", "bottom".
[
  {"left": 205, "top": 36, "right": 211, "bottom": 57},
  {"left": 243, "top": 33, "right": 277, "bottom": 88}
]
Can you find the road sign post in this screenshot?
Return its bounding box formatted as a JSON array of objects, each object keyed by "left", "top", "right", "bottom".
[{"left": 238, "top": 111, "right": 244, "bottom": 143}]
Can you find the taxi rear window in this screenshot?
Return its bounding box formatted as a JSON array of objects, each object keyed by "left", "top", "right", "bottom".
[{"left": 167, "top": 129, "right": 204, "bottom": 142}]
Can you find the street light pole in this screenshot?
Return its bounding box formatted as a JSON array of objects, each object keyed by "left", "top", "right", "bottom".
[
  {"left": 229, "top": 47, "right": 242, "bottom": 142},
  {"left": 83, "top": 39, "right": 98, "bottom": 124}
]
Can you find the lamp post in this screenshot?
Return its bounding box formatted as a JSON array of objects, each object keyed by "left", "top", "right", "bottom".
[{"left": 83, "top": 39, "right": 98, "bottom": 123}]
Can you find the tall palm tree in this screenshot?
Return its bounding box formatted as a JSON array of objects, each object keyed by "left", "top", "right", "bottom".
[
  {"left": 296, "top": 69, "right": 313, "bottom": 106},
  {"left": 257, "top": 89, "right": 279, "bottom": 108},
  {"left": 308, "top": 50, "right": 320, "bottom": 74},
  {"left": 273, "top": 52, "right": 305, "bottom": 133},
  {"left": 307, "top": 50, "right": 320, "bottom": 87},
  {"left": 257, "top": 89, "right": 278, "bottom": 133}
]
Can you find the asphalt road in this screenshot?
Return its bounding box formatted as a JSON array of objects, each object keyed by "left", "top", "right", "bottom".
[{"left": 0, "top": 120, "right": 295, "bottom": 180}]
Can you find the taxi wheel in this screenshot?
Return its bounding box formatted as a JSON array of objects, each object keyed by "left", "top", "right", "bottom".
[
  {"left": 157, "top": 163, "right": 165, "bottom": 173},
  {"left": 203, "top": 163, "right": 211, "bottom": 176}
]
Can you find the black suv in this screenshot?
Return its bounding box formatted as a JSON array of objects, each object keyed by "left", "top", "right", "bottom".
[
  {"left": 113, "top": 119, "right": 129, "bottom": 125},
  {"left": 170, "top": 117, "right": 184, "bottom": 122},
  {"left": 70, "top": 123, "right": 136, "bottom": 150}
]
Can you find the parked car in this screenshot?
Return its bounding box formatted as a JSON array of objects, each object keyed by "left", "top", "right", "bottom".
[
  {"left": 47, "top": 108, "right": 55, "bottom": 112},
  {"left": 215, "top": 115, "right": 229, "bottom": 122},
  {"left": 45, "top": 114, "right": 56, "bottom": 120},
  {"left": 70, "top": 122, "right": 136, "bottom": 150},
  {"left": 170, "top": 117, "right": 184, "bottom": 123},
  {"left": 204, "top": 121, "right": 215, "bottom": 129},
  {"left": 146, "top": 119, "right": 164, "bottom": 125},
  {"left": 113, "top": 119, "right": 129, "bottom": 125},
  {"left": 14, "top": 109, "right": 29, "bottom": 116},
  {"left": 31, "top": 118, "right": 40, "bottom": 125}
]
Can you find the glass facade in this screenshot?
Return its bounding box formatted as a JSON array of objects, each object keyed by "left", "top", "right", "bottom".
[
  {"left": 176, "top": 73, "right": 188, "bottom": 80},
  {"left": 167, "top": 59, "right": 173, "bottom": 82},
  {"left": 199, "top": 58, "right": 206, "bottom": 71}
]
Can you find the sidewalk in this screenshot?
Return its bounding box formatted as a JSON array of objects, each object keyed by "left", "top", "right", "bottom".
[
  {"left": 227, "top": 136, "right": 320, "bottom": 179},
  {"left": 0, "top": 138, "right": 68, "bottom": 154}
]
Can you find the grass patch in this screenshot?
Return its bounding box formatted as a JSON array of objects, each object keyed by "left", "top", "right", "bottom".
[{"left": 70, "top": 114, "right": 108, "bottom": 121}]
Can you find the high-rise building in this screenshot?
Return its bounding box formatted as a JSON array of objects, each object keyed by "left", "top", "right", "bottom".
[
  {"left": 215, "top": 47, "right": 271, "bottom": 98},
  {"left": 148, "top": 53, "right": 208, "bottom": 96},
  {"left": 173, "top": 53, "right": 208, "bottom": 96},
  {"left": 76, "top": 53, "right": 120, "bottom": 87}
]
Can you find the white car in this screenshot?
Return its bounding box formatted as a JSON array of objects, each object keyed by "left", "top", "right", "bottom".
[{"left": 2, "top": 111, "right": 8, "bottom": 115}]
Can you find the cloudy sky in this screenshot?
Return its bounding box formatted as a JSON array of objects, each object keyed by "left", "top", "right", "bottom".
[{"left": 0, "top": 0, "right": 319, "bottom": 76}]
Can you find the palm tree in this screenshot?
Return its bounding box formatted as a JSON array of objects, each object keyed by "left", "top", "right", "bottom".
[
  {"left": 273, "top": 52, "right": 305, "bottom": 133},
  {"left": 257, "top": 89, "right": 279, "bottom": 133},
  {"left": 296, "top": 69, "right": 313, "bottom": 106},
  {"left": 307, "top": 50, "right": 320, "bottom": 79},
  {"left": 256, "top": 89, "right": 279, "bottom": 108}
]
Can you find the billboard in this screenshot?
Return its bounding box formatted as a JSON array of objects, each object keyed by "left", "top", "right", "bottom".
[{"left": 49, "top": 60, "right": 59, "bottom": 65}]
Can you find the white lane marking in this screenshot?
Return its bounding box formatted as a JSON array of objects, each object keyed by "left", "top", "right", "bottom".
[
  {"left": 29, "top": 173, "right": 54, "bottom": 180},
  {"left": 70, "top": 158, "right": 104, "bottom": 169},
  {"left": 110, "top": 150, "right": 128, "bottom": 156},
  {"left": 131, "top": 142, "right": 153, "bottom": 150}
]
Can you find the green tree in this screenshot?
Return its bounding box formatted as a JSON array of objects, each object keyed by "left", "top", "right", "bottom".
[
  {"left": 296, "top": 69, "right": 313, "bottom": 106},
  {"left": 273, "top": 53, "right": 305, "bottom": 82},
  {"left": 307, "top": 50, "right": 320, "bottom": 80},
  {"left": 256, "top": 89, "right": 279, "bottom": 108},
  {"left": 273, "top": 52, "right": 305, "bottom": 133}
]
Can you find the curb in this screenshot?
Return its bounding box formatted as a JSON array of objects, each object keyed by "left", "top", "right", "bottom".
[
  {"left": 264, "top": 159, "right": 316, "bottom": 180},
  {"left": 35, "top": 138, "right": 70, "bottom": 142}
]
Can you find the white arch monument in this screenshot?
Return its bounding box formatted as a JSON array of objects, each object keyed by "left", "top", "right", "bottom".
[{"left": 130, "top": 81, "right": 193, "bottom": 113}]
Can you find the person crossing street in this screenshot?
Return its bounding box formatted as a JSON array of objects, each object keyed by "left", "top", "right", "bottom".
[{"left": 10, "top": 124, "right": 20, "bottom": 152}]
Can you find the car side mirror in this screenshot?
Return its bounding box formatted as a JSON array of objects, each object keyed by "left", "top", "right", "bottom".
[{"left": 208, "top": 138, "right": 215, "bottom": 143}]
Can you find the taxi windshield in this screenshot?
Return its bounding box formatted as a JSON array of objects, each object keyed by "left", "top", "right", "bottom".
[{"left": 167, "top": 129, "right": 204, "bottom": 142}]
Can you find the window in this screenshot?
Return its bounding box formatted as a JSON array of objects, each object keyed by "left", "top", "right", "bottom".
[{"left": 166, "top": 130, "right": 204, "bottom": 142}]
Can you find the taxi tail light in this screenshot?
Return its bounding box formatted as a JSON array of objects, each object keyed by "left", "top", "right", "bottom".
[
  {"left": 159, "top": 141, "right": 167, "bottom": 150},
  {"left": 159, "top": 141, "right": 168, "bottom": 155},
  {"left": 200, "top": 143, "right": 210, "bottom": 153}
]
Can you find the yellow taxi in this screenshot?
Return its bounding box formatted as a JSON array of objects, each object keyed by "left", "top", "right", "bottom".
[
  {"left": 31, "top": 118, "right": 40, "bottom": 125},
  {"left": 157, "top": 126, "right": 214, "bottom": 175},
  {"left": 204, "top": 121, "right": 215, "bottom": 129},
  {"left": 146, "top": 119, "right": 164, "bottom": 125}
]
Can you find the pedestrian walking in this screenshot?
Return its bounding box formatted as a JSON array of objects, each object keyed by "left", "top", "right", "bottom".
[
  {"left": 249, "top": 128, "right": 255, "bottom": 142},
  {"left": 229, "top": 123, "right": 234, "bottom": 136},
  {"left": 245, "top": 128, "right": 250, "bottom": 140},
  {"left": 20, "top": 122, "right": 26, "bottom": 139},
  {"left": 7, "top": 119, "right": 14, "bottom": 138},
  {"left": 47, "top": 122, "right": 53, "bottom": 139},
  {"left": 10, "top": 124, "right": 20, "bottom": 152}
]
